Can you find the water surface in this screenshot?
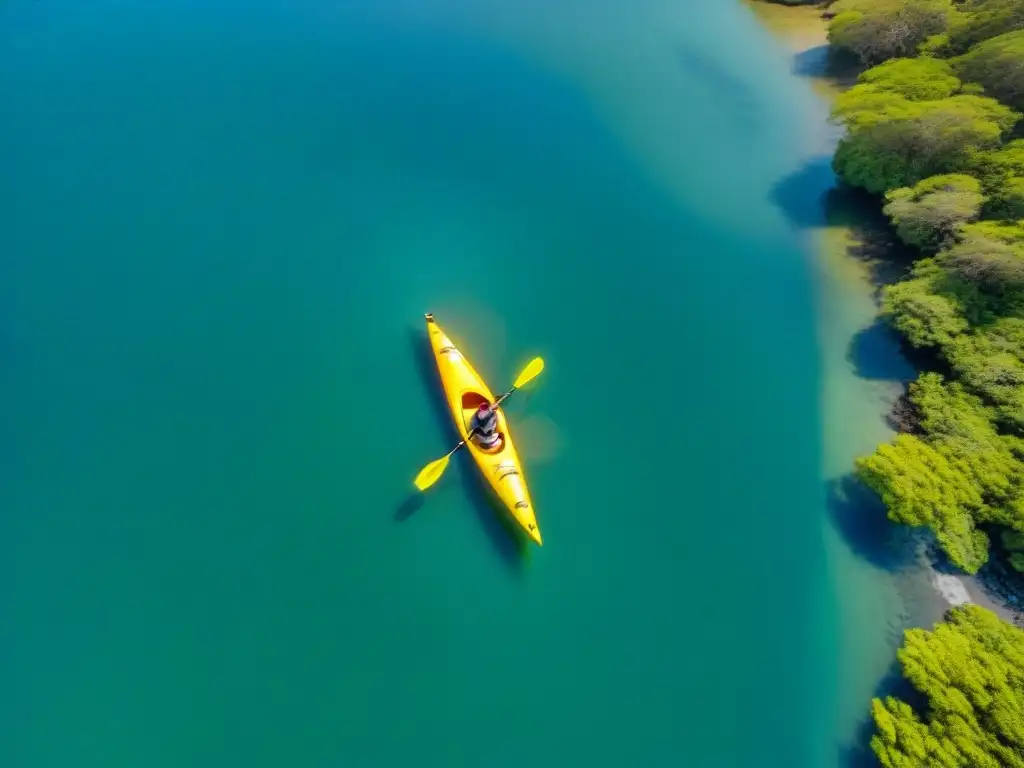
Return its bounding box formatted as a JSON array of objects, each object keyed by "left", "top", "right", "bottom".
[{"left": 3, "top": 1, "right": 836, "bottom": 765}]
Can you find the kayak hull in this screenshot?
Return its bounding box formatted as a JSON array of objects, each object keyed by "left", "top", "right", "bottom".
[{"left": 425, "top": 313, "right": 542, "bottom": 546}]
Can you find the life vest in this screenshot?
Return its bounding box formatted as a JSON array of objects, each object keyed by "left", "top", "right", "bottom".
[{"left": 472, "top": 408, "right": 499, "bottom": 445}]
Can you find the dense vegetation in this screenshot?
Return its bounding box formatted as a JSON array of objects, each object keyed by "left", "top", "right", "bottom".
[
  {"left": 758, "top": 3, "right": 1024, "bottom": 764},
  {"left": 825, "top": 0, "right": 1024, "bottom": 577},
  {"left": 829, "top": 0, "right": 954, "bottom": 65},
  {"left": 871, "top": 605, "right": 1024, "bottom": 768}
]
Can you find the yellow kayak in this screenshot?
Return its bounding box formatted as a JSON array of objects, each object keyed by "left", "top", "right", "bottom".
[{"left": 425, "top": 313, "right": 542, "bottom": 545}]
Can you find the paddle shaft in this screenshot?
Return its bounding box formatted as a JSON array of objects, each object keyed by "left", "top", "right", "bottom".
[{"left": 492, "top": 385, "right": 517, "bottom": 410}]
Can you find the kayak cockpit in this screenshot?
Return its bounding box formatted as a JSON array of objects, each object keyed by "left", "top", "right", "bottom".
[{"left": 461, "top": 390, "right": 506, "bottom": 453}]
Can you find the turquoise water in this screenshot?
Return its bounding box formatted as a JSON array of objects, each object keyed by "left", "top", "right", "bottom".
[{"left": 3, "top": 1, "right": 842, "bottom": 765}]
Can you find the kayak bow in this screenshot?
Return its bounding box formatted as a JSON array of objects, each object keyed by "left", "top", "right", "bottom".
[{"left": 424, "top": 313, "right": 542, "bottom": 545}]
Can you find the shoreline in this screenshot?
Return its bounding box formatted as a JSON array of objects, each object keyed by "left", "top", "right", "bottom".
[{"left": 744, "top": 0, "right": 1022, "bottom": 628}]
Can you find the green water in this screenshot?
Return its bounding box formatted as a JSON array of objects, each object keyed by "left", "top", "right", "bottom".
[{"left": 3, "top": 1, "right": 851, "bottom": 765}]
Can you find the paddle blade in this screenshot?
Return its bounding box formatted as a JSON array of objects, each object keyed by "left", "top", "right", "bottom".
[
  {"left": 514, "top": 357, "right": 545, "bottom": 389},
  {"left": 414, "top": 455, "right": 450, "bottom": 491}
]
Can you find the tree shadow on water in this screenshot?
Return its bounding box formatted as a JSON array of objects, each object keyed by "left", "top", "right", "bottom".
[
  {"left": 770, "top": 155, "right": 836, "bottom": 229},
  {"left": 823, "top": 185, "right": 919, "bottom": 287},
  {"left": 792, "top": 45, "right": 830, "bottom": 78},
  {"left": 827, "top": 475, "right": 919, "bottom": 572},
  {"left": 792, "top": 44, "right": 861, "bottom": 86},
  {"left": 397, "top": 327, "right": 528, "bottom": 574},
  {"left": 847, "top": 320, "right": 916, "bottom": 383},
  {"left": 770, "top": 162, "right": 918, "bottom": 285}
]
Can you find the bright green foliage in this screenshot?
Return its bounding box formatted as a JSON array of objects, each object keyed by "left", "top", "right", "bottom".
[
  {"left": 828, "top": 0, "right": 954, "bottom": 65},
  {"left": 857, "top": 56, "right": 962, "bottom": 101},
  {"left": 987, "top": 178, "right": 1024, "bottom": 220},
  {"left": 882, "top": 259, "right": 970, "bottom": 346},
  {"left": 946, "top": 318, "right": 1024, "bottom": 431},
  {"left": 987, "top": 140, "right": 1024, "bottom": 177},
  {"left": 964, "top": 140, "right": 1024, "bottom": 190},
  {"left": 832, "top": 0, "right": 1024, "bottom": 580},
  {"left": 859, "top": 371, "right": 1024, "bottom": 570},
  {"left": 832, "top": 91, "right": 933, "bottom": 132},
  {"left": 832, "top": 94, "right": 1018, "bottom": 193},
  {"left": 911, "top": 371, "right": 995, "bottom": 440},
  {"left": 830, "top": 0, "right": 905, "bottom": 10},
  {"left": 911, "top": 372, "right": 1024, "bottom": 526},
  {"left": 918, "top": 32, "right": 953, "bottom": 56},
  {"left": 833, "top": 1, "right": 1024, "bottom": 714},
  {"left": 871, "top": 605, "right": 1024, "bottom": 768},
  {"left": 856, "top": 433, "right": 990, "bottom": 571},
  {"left": 959, "top": 220, "right": 1024, "bottom": 244},
  {"left": 956, "top": 30, "right": 1024, "bottom": 113},
  {"left": 937, "top": 232, "right": 1024, "bottom": 312},
  {"left": 884, "top": 174, "right": 984, "bottom": 250},
  {"left": 964, "top": 141, "right": 1024, "bottom": 217},
  {"left": 948, "top": 0, "right": 1024, "bottom": 53}
]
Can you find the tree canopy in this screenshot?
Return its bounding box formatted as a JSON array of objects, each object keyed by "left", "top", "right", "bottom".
[
  {"left": 945, "top": 319, "right": 1024, "bottom": 432},
  {"left": 830, "top": 0, "right": 1024, "bottom": 572},
  {"left": 819, "top": 0, "right": 1024, "bottom": 756},
  {"left": 828, "top": 0, "right": 954, "bottom": 65},
  {"left": 955, "top": 30, "right": 1024, "bottom": 113},
  {"left": 856, "top": 56, "right": 962, "bottom": 101},
  {"left": 883, "top": 174, "right": 984, "bottom": 251},
  {"left": 856, "top": 364, "right": 1024, "bottom": 572},
  {"left": 871, "top": 604, "right": 1024, "bottom": 768},
  {"left": 882, "top": 258, "right": 970, "bottom": 347},
  {"left": 935, "top": 231, "right": 1024, "bottom": 321},
  {"left": 947, "top": 0, "right": 1024, "bottom": 53},
  {"left": 856, "top": 432, "right": 990, "bottom": 571},
  {"left": 832, "top": 91, "right": 1018, "bottom": 193}
]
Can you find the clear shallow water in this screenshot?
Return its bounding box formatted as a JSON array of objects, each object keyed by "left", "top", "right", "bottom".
[
  {"left": 3, "top": 1, "right": 839, "bottom": 765},
  {"left": 739, "top": 5, "right": 949, "bottom": 752}
]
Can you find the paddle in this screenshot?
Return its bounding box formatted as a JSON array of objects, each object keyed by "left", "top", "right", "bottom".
[{"left": 413, "top": 357, "right": 545, "bottom": 491}]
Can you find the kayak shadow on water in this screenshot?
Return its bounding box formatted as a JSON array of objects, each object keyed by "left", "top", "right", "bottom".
[{"left": 395, "top": 327, "right": 529, "bottom": 572}]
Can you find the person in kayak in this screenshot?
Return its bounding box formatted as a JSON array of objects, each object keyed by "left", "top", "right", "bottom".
[{"left": 470, "top": 402, "right": 502, "bottom": 449}]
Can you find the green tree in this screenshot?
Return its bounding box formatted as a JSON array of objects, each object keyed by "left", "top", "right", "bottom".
[
  {"left": 955, "top": 30, "right": 1024, "bottom": 113},
  {"left": 882, "top": 259, "right": 970, "bottom": 347},
  {"left": 945, "top": 319, "right": 1024, "bottom": 432},
  {"left": 855, "top": 433, "right": 989, "bottom": 571},
  {"left": 871, "top": 605, "right": 1024, "bottom": 768},
  {"left": 987, "top": 177, "right": 1024, "bottom": 220},
  {"left": 964, "top": 139, "right": 1024, "bottom": 188},
  {"left": 828, "top": 0, "right": 953, "bottom": 65},
  {"left": 937, "top": 233, "right": 1024, "bottom": 310},
  {"left": 959, "top": 220, "right": 1024, "bottom": 244},
  {"left": 963, "top": 141, "right": 1024, "bottom": 217},
  {"left": 948, "top": 0, "right": 1024, "bottom": 53},
  {"left": 912, "top": 372, "right": 1024, "bottom": 522},
  {"left": 859, "top": 370, "right": 1024, "bottom": 570},
  {"left": 857, "top": 56, "right": 962, "bottom": 101},
  {"left": 832, "top": 93, "right": 1018, "bottom": 193},
  {"left": 884, "top": 174, "right": 984, "bottom": 251}
]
